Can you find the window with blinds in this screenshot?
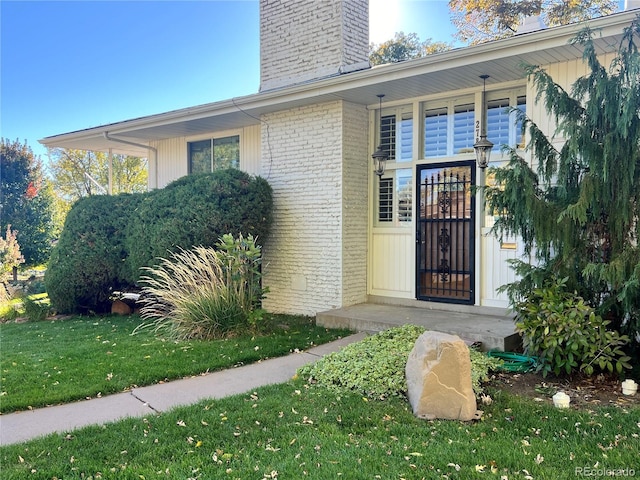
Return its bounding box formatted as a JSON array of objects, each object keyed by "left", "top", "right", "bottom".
[
  {"left": 377, "top": 170, "right": 412, "bottom": 226},
  {"left": 453, "top": 104, "right": 475, "bottom": 154},
  {"left": 515, "top": 95, "right": 526, "bottom": 148},
  {"left": 376, "top": 106, "right": 414, "bottom": 227},
  {"left": 378, "top": 177, "right": 394, "bottom": 222},
  {"left": 397, "top": 169, "right": 412, "bottom": 222},
  {"left": 398, "top": 114, "right": 413, "bottom": 162},
  {"left": 424, "top": 107, "right": 448, "bottom": 158},
  {"left": 486, "top": 94, "right": 527, "bottom": 151},
  {"left": 380, "top": 112, "right": 413, "bottom": 162},
  {"left": 380, "top": 115, "right": 396, "bottom": 160},
  {"left": 424, "top": 102, "right": 475, "bottom": 157},
  {"left": 487, "top": 98, "right": 511, "bottom": 151}
]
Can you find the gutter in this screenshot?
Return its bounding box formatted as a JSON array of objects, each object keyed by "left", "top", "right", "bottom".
[{"left": 104, "top": 132, "right": 159, "bottom": 189}]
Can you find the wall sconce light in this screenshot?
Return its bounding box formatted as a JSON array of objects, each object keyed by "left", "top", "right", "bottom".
[
  {"left": 474, "top": 74, "right": 494, "bottom": 169},
  {"left": 372, "top": 94, "right": 389, "bottom": 177}
]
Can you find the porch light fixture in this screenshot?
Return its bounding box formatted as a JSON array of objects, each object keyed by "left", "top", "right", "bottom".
[
  {"left": 372, "top": 94, "right": 389, "bottom": 177},
  {"left": 473, "top": 74, "right": 494, "bottom": 169}
]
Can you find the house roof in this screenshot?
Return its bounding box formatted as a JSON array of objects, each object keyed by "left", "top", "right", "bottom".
[{"left": 39, "top": 10, "right": 637, "bottom": 157}]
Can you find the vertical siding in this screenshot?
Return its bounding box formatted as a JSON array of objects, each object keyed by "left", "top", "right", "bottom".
[
  {"left": 151, "top": 137, "right": 188, "bottom": 188},
  {"left": 261, "top": 101, "right": 345, "bottom": 315},
  {"left": 150, "top": 125, "right": 261, "bottom": 187},
  {"left": 242, "top": 124, "right": 262, "bottom": 175},
  {"left": 370, "top": 231, "right": 414, "bottom": 297},
  {"left": 480, "top": 228, "right": 524, "bottom": 307},
  {"left": 341, "top": 101, "right": 369, "bottom": 306}
]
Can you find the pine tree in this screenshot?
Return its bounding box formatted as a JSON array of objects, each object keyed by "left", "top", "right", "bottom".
[{"left": 485, "top": 18, "right": 640, "bottom": 340}]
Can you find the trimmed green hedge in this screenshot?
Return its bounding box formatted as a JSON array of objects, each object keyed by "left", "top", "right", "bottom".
[{"left": 45, "top": 170, "right": 272, "bottom": 314}]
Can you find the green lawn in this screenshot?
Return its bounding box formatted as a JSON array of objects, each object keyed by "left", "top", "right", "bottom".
[
  {"left": 0, "top": 314, "right": 351, "bottom": 413},
  {"left": 1, "top": 380, "right": 638, "bottom": 479}
]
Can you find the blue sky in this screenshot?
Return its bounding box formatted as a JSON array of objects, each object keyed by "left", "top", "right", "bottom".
[{"left": 1, "top": 1, "right": 460, "bottom": 161}]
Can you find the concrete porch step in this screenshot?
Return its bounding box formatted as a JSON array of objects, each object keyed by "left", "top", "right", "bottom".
[{"left": 316, "top": 302, "right": 521, "bottom": 352}]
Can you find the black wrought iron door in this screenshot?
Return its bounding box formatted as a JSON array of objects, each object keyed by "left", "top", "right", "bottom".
[{"left": 416, "top": 162, "right": 475, "bottom": 304}]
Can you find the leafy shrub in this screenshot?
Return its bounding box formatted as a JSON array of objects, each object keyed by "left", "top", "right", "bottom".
[
  {"left": 45, "top": 170, "right": 273, "bottom": 314},
  {"left": 136, "top": 234, "right": 266, "bottom": 340},
  {"left": 123, "top": 170, "right": 273, "bottom": 283},
  {"left": 45, "top": 194, "right": 137, "bottom": 313},
  {"left": 22, "top": 296, "right": 51, "bottom": 322},
  {"left": 514, "top": 277, "right": 631, "bottom": 377},
  {"left": 297, "top": 325, "right": 501, "bottom": 399}
]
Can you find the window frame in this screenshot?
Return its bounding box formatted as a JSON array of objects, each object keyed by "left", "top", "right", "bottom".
[
  {"left": 485, "top": 88, "right": 527, "bottom": 156},
  {"left": 422, "top": 95, "right": 476, "bottom": 159},
  {"left": 187, "top": 131, "right": 241, "bottom": 174},
  {"left": 375, "top": 168, "right": 414, "bottom": 227}
]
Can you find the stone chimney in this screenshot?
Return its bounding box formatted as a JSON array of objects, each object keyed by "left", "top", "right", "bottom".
[
  {"left": 625, "top": 0, "right": 640, "bottom": 10},
  {"left": 515, "top": 14, "right": 547, "bottom": 35},
  {"left": 259, "top": 0, "right": 370, "bottom": 92}
]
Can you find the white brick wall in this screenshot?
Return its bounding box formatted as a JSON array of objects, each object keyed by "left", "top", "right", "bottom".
[
  {"left": 260, "top": 0, "right": 369, "bottom": 91},
  {"left": 260, "top": 100, "right": 369, "bottom": 315},
  {"left": 341, "top": 101, "right": 369, "bottom": 306}
]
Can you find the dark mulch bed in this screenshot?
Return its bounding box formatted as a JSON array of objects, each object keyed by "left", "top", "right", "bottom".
[{"left": 490, "top": 371, "right": 640, "bottom": 409}]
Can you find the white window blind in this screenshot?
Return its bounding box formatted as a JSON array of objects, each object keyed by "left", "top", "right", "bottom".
[
  {"left": 515, "top": 96, "right": 526, "bottom": 148},
  {"left": 380, "top": 115, "right": 396, "bottom": 160},
  {"left": 397, "top": 169, "right": 412, "bottom": 223},
  {"left": 424, "top": 107, "right": 448, "bottom": 157},
  {"left": 398, "top": 115, "right": 413, "bottom": 162},
  {"left": 378, "top": 177, "right": 394, "bottom": 222},
  {"left": 452, "top": 104, "right": 475, "bottom": 154},
  {"left": 487, "top": 98, "right": 510, "bottom": 151}
]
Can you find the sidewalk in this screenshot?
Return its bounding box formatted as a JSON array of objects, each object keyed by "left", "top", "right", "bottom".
[{"left": 0, "top": 332, "right": 368, "bottom": 447}]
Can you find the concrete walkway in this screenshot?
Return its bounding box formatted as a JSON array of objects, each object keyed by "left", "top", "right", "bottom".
[{"left": 0, "top": 333, "right": 368, "bottom": 447}]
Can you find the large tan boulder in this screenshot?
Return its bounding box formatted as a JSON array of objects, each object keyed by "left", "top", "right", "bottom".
[{"left": 405, "top": 331, "right": 479, "bottom": 421}]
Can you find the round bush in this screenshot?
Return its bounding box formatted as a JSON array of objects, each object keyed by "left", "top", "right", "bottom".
[
  {"left": 46, "top": 170, "right": 273, "bottom": 314},
  {"left": 123, "top": 170, "right": 273, "bottom": 283},
  {"left": 45, "top": 194, "right": 140, "bottom": 313}
]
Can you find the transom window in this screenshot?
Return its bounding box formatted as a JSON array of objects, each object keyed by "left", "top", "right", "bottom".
[
  {"left": 486, "top": 93, "right": 526, "bottom": 151},
  {"left": 424, "top": 99, "right": 475, "bottom": 158},
  {"left": 373, "top": 90, "right": 526, "bottom": 227},
  {"left": 380, "top": 111, "right": 413, "bottom": 162},
  {"left": 188, "top": 135, "right": 239, "bottom": 174}
]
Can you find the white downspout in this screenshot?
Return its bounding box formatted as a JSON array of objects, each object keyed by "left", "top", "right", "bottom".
[
  {"left": 103, "top": 132, "right": 159, "bottom": 189},
  {"left": 108, "top": 148, "right": 113, "bottom": 195}
]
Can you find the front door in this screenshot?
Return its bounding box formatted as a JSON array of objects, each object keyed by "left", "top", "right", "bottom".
[{"left": 416, "top": 161, "right": 475, "bottom": 304}]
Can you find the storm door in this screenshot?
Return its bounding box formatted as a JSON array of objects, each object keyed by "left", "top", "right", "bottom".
[{"left": 416, "top": 162, "right": 475, "bottom": 304}]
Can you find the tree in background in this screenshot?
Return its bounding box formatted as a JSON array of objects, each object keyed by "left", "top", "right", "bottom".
[
  {"left": 0, "top": 139, "right": 55, "bottom": 267},
  {"left": 484, "top": 20, "right": 640, "bottom": 342},
  {"left": 48, "top": 148, "right": 148, "bottom": 197},
  {"left": 369, "top": 32, "right": 452, "bottom": 66},
  {"left": 449, "top": 0, "right": 617, "bottom": 45},
  {"left": 47, "top": 148, "right": 148, "bottom": 216},
  {"left": 0, "top": 225, "right": 24, "bottom": 281}
]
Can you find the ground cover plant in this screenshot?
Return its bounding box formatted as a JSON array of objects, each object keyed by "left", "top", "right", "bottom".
[
  {"left": 1, "top": 379, "right": 638, "bottom": 479},
  {"left": 298, "top": 324, "right": 503, "bottom": 399},
  {"left": 0, "top": 314, "right": 350, "bottom": 414}
]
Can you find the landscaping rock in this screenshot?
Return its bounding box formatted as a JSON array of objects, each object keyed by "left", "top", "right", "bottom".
[
  {"left": 405, "top": 331, "right": 479, "bottom": 421},
  {"left": 111, "top": 299, "right": 132, "bottom": 315}
]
